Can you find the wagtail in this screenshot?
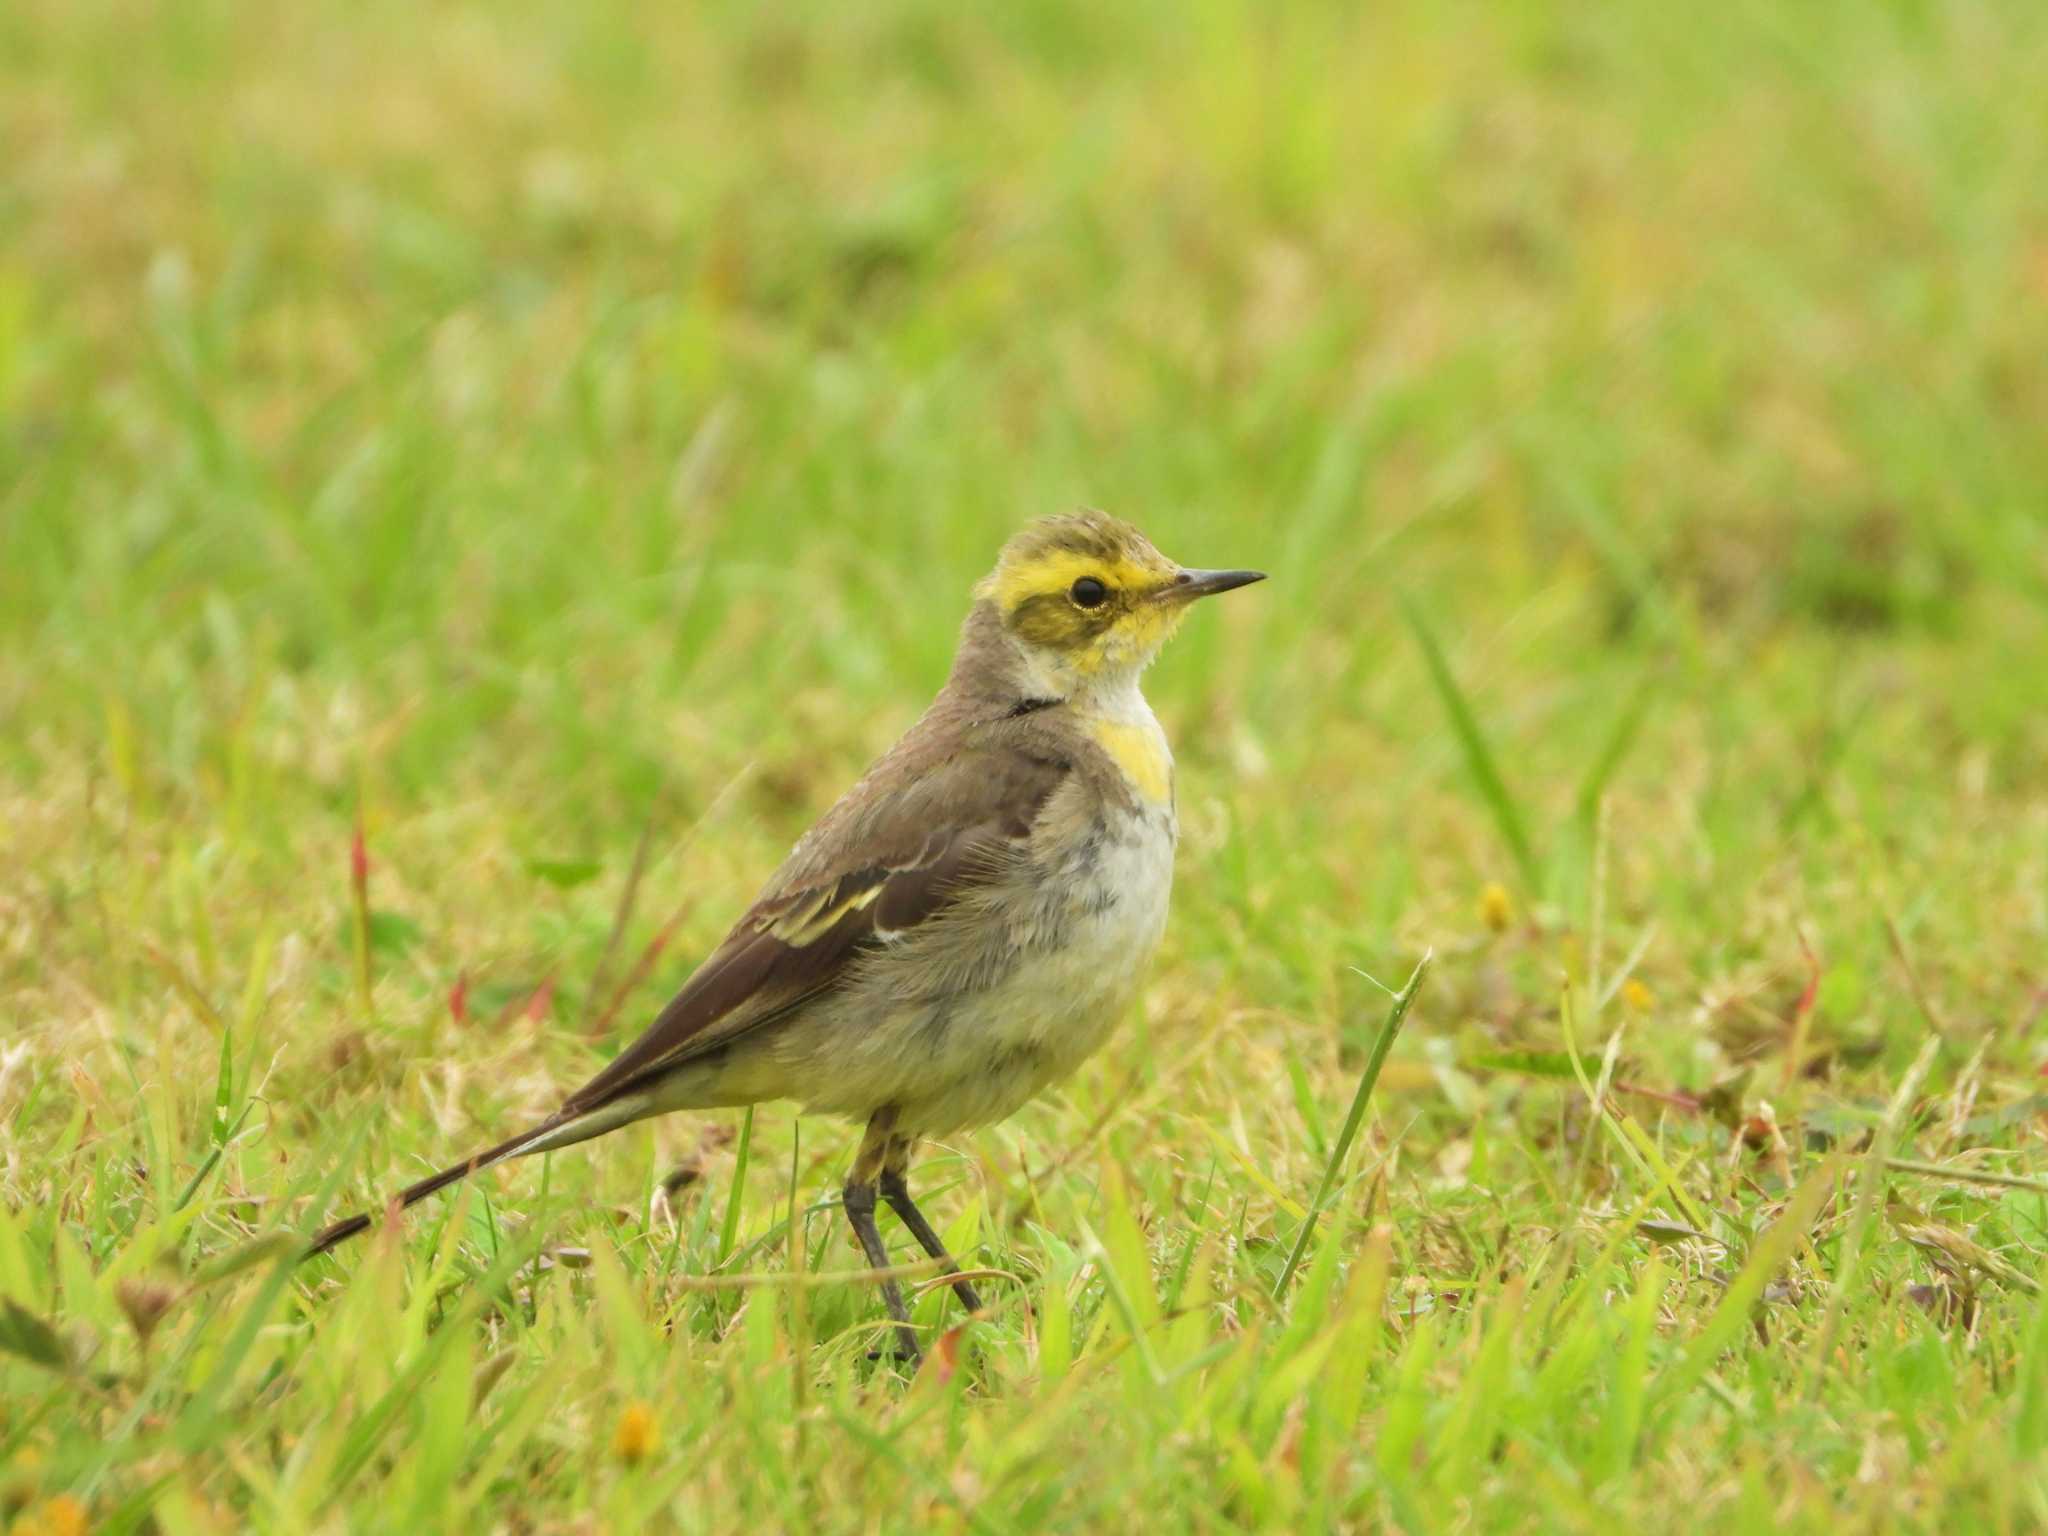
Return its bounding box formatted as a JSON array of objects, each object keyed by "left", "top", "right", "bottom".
[{"left": 311, "top": 512, "right": 1264, "bottom": 1361}]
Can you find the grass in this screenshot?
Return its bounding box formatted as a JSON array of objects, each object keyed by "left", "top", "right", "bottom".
[{"left": 4, "top": 0, "right": 2048, "bottom": 1528}]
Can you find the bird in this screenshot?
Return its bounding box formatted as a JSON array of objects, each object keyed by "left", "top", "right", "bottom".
[{"left": 309, "top": 511, "right": 1265, "bottom": 1361}]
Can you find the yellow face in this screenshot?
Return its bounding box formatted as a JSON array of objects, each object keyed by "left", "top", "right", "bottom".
[{"left": 977, "top": 512, "right": 1265, "bottom": 682}]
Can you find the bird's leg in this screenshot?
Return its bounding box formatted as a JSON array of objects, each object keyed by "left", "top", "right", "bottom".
[
  {"left": 880, "top": 1138, "right": 984, "bottom": 1314},
  {"left": 844, "top": 1110, "right": 920, "bottom": 1363}
]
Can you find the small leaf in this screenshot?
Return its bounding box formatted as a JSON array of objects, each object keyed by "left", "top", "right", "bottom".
[
  {"left": 1467, "top": 1049, "right": 1580, "bottom": 1080},
  {"left": 336, "top": 910, "right": 423, "bottom": 955},
  {"left": 368, "top": 911, "right": 423, "bottom": 954},
  {"left": 473, "top": 1347, "right": 520, "bottom": 1410},
  {"left": 0, "top": 1297, "right": 71, "bottom": 1372},
  {"left": 525, "top": 858, "right": 603, "bottom": 890}
]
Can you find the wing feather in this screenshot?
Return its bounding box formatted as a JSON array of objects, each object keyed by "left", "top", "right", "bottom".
[{"left": 560, "top": 738, "right": 1066, "bottom": 1116}]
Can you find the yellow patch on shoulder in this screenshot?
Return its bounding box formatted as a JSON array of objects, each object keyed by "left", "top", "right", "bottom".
[{"left": 1090, "top": 717, "right": 1174, "bottom": 806}]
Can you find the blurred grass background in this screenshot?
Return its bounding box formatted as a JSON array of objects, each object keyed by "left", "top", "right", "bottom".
[{"left": 3, "top": 0, "right": 2047, "bottom": 1529}]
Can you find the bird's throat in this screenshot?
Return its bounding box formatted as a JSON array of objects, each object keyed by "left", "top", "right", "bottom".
[{"left": 1088, "top": 715, "right": 1174, "bottom": 807}]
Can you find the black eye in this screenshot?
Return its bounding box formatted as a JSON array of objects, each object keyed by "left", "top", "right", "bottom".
[{"left": 1070, "top": 577, "right": 1109, "bottom": 608}]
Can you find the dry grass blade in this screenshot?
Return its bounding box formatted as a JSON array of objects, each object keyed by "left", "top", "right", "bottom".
[{"left": 1883, "top": 1157, "right": 2048, "bottom": 1195}]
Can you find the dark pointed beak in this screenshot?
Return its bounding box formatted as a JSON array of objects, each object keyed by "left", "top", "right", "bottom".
[{"left": 1165, "top": 567, "right": 1268, "bottom": 601}]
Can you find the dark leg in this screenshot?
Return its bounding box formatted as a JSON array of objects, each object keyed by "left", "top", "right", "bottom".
[
  {"left": 880, "top": 1141, "right": 984, "bottom": 1314},
  {"left": 845, "top": 1112, "right": 920, "bottom": 1363}
]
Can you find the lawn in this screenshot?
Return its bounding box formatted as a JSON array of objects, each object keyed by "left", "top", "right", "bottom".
[{"left": 4, "top": 0, "right": 2047, "bottom": 1529}]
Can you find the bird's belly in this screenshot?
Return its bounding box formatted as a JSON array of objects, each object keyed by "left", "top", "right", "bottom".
[
  {"left": 770, "top": 805, "right": 1177, "bottom": 1134},
  {"left": 972, "top": 816, "right": 1175, "bottom": 1078}
]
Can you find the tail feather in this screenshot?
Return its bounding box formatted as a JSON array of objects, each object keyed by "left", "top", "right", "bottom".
[
  {"left": 306, "top": 1093, "right": 660, "bottom": 1258},
  {"left": 305, "top": 1116, "right": 568, "bottom": 1258}
]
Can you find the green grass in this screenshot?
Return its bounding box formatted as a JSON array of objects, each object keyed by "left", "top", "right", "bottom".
[{"left": 5, "top": 0, "right": 2048, "bottom": 1528}]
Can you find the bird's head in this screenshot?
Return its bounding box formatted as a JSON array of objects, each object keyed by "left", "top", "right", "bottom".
[{"left": 975, "top": 512, "right": 1265, "bottom": 698}]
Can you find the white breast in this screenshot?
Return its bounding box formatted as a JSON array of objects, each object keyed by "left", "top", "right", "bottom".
[{"left": 902, "top": 799, "right": 1174, "bottom": 1131}]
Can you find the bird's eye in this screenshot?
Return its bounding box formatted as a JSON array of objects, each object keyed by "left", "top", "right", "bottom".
[{"left": 1070, "top": 577, "right": 1109, "bottom": 608}]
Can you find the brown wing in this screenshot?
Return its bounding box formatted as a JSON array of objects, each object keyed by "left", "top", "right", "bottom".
[{"left": 559, "top": 736, "right": 1067, "bottom": 1117}]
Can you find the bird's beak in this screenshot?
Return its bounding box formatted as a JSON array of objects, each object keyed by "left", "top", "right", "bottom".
[{"left": 1162, "top": 567, "right": 1268, "bottom": 602}]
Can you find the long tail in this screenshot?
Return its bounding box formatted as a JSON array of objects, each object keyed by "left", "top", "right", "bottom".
[{"left": 305, "top": 1098, "right": 644, "bottom": 1257}]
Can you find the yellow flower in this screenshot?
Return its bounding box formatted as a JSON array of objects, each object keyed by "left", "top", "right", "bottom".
[
  {"left": 1621, "top": 979, "right": 1655, "bottom": 1012},
  {"left": 613, "top": 1401, "right": 657, "bottom": 1465},
  {"left": 1478, "top": 883, "right": 1514, "bottom": 934},
  {"left": 12, "top": 1495, "right": 88, "bottom": 1536}
]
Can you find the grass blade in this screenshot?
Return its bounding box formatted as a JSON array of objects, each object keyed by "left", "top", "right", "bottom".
[
  {"left": 211, "top": 1014, "right": 234, "bottom": 1149},
  {"left": 1398, "top": 596, "right": 1541, "bottom": 892},
  {"left": 1274, "top": 951, "right": 1432, "bottom": 1299},
  {"left": 1575, "top": 663, "right": 1661, "bottom": 825},
  {"left": 717, "top": 1105, "right": 755, "bottom": 1265},
  {"left": 173, "top": 1100, "right": 255, "bottom": 1213}
]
